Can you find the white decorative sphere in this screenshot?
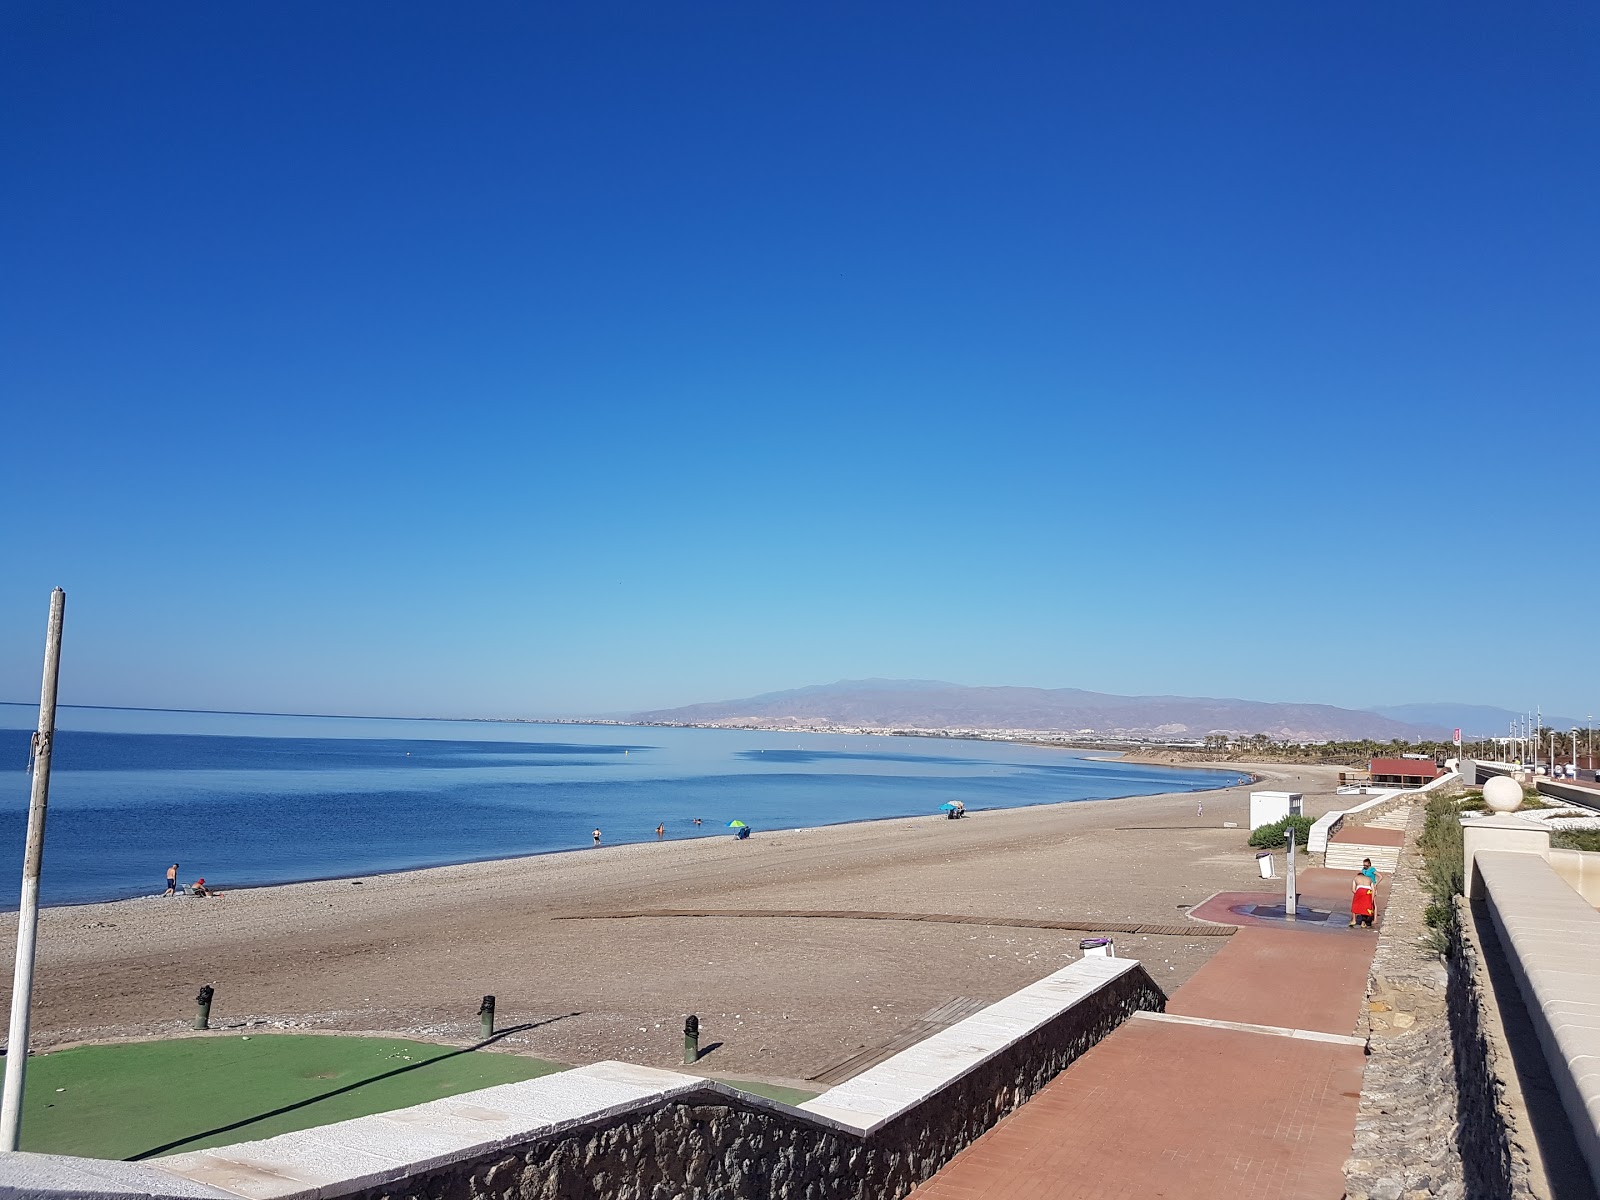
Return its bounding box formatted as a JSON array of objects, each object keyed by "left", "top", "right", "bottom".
[{"left": 1483, "top": 776, "right": 1522, "bottom": 813}]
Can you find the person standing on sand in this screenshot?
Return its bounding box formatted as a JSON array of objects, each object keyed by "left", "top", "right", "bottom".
[
  {"left": 656, "top": 823, "right": 666, "bottom": 840},
  {"left": 165, "top": 863, "right": 179, "bottom": 897},
  {"left": 592, "top": 828, "right": 602, "bottom": 846}
]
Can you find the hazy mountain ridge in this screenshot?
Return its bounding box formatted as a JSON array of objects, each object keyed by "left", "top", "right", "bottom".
[
  {"left": 1367, "top": 702, "right": 1588, "bottom": 736},
  {"left": 631, "top": 678, "right": 1441, "bottom": 741}
]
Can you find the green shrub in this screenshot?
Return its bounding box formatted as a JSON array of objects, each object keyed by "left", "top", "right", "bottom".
[
  {"left": 1419, "top": 792, "right": 1465, "bottom": 956},
  {"left": 1248, "top": 814, "right": 1315, "bottom": 850},
  {"left": 1552, "top": 829, "right": 1600, "bottom": 853}
]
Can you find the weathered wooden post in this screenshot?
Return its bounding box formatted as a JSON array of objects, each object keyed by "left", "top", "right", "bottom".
[{"left": 0, "top": 588, "right": 65, "bottom": 1150}]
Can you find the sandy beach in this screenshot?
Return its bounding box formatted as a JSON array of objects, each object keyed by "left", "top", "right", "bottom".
[{"left": 0, "top": 761, "right": 1344, "bottom": 1086}]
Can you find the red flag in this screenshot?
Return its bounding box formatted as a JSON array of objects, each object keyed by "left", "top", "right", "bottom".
[{"left": 1453, "top": 728, "right": 1462, "bottom": 746}]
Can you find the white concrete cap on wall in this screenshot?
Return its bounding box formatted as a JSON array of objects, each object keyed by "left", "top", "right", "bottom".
[{"left": 1462, "top": 813, "right": 1551, "bottom": 899}]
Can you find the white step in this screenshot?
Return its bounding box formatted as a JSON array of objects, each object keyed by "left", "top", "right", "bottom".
[{"left": 1325, "top": 843, "right": 1401, "bottom": 873}]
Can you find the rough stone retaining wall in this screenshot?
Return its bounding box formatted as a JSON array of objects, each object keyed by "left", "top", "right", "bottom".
[
  {"left": 1344, "top": 801, "right": 1471, "bottom": 1200},
  {"left": 1449, "top": 895, "right": 1540, "bottom": 1198}
]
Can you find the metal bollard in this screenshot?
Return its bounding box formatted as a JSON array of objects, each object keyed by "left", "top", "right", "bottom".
[
  {"left": 479, "top": 995, "right": 495, "bottom": 1041},
  {"left": 195, "top": 985, "right": 215, "bottom": 1031},
  {"left": 683, "top": 1014, "right": 699, "bottom": 1065}
]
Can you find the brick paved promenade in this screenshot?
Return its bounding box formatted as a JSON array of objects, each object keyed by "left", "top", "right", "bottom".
[{"left": 911, "top": 868, "right": 1380, "bottom": 1200}]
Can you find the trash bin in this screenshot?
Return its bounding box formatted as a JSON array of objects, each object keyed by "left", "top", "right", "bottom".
[
  {"left": 1256, "top": 851, "right": 1275, "bottom": 879},
  {"left": 1079, "top": 937, "right": 1115, "bottom": 958}
]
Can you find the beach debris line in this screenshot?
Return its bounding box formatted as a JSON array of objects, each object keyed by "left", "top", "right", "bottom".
[{"left": 553, "top": 908, "right": 1235, "bottom": 937}]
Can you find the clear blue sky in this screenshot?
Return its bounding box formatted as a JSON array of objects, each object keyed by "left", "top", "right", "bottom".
[{"left": 2, "top": 2, "right": 1595, "bottom": 719}]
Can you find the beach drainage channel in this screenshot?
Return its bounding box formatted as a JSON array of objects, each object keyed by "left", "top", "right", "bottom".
[{"left": 552, "top": 909, "right": 1235, "bottom": 938}]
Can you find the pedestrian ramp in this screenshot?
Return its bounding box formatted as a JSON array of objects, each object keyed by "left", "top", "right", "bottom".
[{"left": 1324, "top": 810, "right": 1407, "bottom": 872}]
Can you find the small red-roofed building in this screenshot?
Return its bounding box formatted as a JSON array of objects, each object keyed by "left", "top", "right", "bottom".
[{"left": 1369, "top": 757, "right": 1442, "bottom": 787}]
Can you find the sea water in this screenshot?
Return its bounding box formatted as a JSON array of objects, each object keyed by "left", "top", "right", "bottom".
[{"left": 0, "top": 704, "right": 1245, "bottom": 907}]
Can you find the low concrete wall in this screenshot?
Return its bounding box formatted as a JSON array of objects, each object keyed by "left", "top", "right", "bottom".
[
  {"left": 1536, "top": 778, "right": 1600, "bottom": 813},
  {"left": 0, "top": 957, "right": 1164, "bottom": 1200},
  {"left": 1463, "top": 813, "right": 1553, "bottom": 900},
  {"left": 1549, "top": 848, "right": 1600, "bottom": 908},
  {"left": 1475, "top": 849, "right": 1600, "bottom": 1194}
]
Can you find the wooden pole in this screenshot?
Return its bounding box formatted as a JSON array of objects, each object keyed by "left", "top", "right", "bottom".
[{"left": 1, "top": 588, "right": 66, "bottom": 1149}]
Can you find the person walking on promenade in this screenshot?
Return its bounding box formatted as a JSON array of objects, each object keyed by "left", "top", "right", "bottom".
[
  {"left": 165, "top": 863, "right": 179, "bottom": 897},
  {"left": 592, "top": 828, "right": 602, "bottom": 846},
  {"left": 1350, "top": 859, "right": 1377, "bottom": 929},
  {"left": 655, "top": 823, "right": 666, "bottom": 840}
]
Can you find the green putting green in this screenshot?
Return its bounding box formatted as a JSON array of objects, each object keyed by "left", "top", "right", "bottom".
[{"left": 18, "top": 1034, "right": 564, "bottom": 1162}]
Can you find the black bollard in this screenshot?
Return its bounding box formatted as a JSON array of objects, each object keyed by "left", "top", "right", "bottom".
[
  {"left": 478, "top": 995, "right": 495, "bottom": 1041},
  {"left": 195, "top": 984, "right": 215, "bottom": 1031},
  {"left": 683, "top": 1014, "right": 700, "bottom": 1065}
]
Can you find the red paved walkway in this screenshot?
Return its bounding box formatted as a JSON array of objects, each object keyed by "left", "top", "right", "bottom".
[
  {"left": 909, "top": 872, "right": 1380, "bottom": 1200},
  {"left": 1167, "top": 925, "right": 1376, "bottom": 1033}
]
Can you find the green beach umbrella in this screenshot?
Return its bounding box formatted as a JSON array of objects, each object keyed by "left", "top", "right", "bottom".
[{"left": 727, "top": 819, "right": 748, "bottom": 828}]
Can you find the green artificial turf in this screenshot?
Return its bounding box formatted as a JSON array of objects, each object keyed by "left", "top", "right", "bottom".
[
  {"left": 713, "top": 1078, "right": 820, "bottom": 1106},
  {"left": 18, "top": 1034, "right": 564, "bottom": 1162}
]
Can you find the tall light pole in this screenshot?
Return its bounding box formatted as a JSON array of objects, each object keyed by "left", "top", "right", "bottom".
[{"left": 1, "top": 589, "right": 66, "bottom": 1150}]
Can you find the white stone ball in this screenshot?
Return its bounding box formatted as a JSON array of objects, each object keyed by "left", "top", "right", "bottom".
[{"left": 1483, "top": 776, "right": 1522, "bottom": 813}]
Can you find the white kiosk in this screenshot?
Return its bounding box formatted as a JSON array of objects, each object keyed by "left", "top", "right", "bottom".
[{"left": 1249, "top": 790, "right": 1303, "bottom": 831}]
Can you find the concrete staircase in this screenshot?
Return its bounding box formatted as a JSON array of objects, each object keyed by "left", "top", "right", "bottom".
[{"left": 1324, "top": 807, "right": 1410, "bottom": 873}]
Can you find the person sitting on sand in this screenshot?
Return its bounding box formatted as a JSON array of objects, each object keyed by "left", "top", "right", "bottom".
[{"left": 192, "top": 878, "right": 213, "bottom": 897}]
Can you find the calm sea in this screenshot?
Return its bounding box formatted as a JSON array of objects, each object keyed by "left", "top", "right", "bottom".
[{"left": 0, "top": 704, "right": 1245, "bottom": 908}]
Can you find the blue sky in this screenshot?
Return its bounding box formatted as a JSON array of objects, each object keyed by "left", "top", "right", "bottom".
[{"left": 2, "top": 2, "right": 1596, "bottom": 719}]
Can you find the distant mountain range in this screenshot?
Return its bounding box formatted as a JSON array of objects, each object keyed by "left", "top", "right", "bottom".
[
  {"left": 1366, "top": 703, "right": 1589, "bottom": 737},
  {"left": 630, "top": 679, "right": 1454, "bottom": 741}
]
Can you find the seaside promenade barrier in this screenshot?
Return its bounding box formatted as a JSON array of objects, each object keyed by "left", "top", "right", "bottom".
[
  {"left": 0, "top": 956, "right": 1165, "bottom": 1200},
  {"left": 1465, "top": 815, "right": 1600, "bottom": 1194}
]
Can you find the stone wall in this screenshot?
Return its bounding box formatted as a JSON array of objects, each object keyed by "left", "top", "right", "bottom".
[
  {"left": 1448, "top": 896, "right": 1538, "bottom": 1198},
  {"left": 342, "top": 962, "right": 1162, "bottom": 1200},
  {"left": 1344, "top": 801, "right": 1470, "bottom": 1200}
]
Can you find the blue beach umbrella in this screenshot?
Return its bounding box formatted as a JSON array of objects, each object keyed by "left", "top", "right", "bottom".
[
  {"left": 727, "top": 820, "right": 748, "bottom": 828},
  {"left": 939, "top": 802, "right": 960, "bottom": 812}
]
